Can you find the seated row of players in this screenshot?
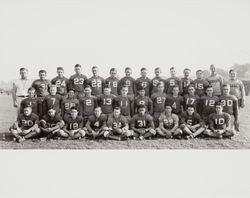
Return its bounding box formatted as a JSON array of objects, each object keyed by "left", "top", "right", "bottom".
[{"left": 10, "top": 82, "right": 237, "bottom": 142}]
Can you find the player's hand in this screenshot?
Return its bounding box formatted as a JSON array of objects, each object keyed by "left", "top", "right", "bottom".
[
  {"left": 234, "top": 119, "right": 240, "bottom": 132},
  {"left": 13, "top": 102, "right": 18, "bottom": 108},
  {"left": 241, "top": 100, "right": 245, "bottom": 108},
  {"left": 47, "top": 128, "right": 53, "bottom": 133}
]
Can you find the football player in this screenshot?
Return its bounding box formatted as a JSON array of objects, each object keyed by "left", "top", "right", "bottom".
[
  {"left": 85, "top": 107, "right": 109, "bottom": 139},
  {"left": 151, "top": 67, "right": 164, "bottom": 95},
  {"left": 61, "top": 89, "right": 80, "bottom": 119},
  {"left": 62, "top": 107, "right": 86, "bottom": 139},
  {"left": 206, "top": 64, "right": 224, "bottom": 96},
  {"left": 166, "top": 86, "right": 184, "bottom": 116},
  {"left": 156, "top": 104, "right": 182, "bottom": 139},
  {"left": 51, "top": 67, "right": 69, "bottom": 98},
  {"left": 118, "top": 67, "right": 136, "bottom": 96},
  {"left": 134, "top": 87, "right": 153, "bottom": 115},
  {"left": 165, "top": 67, "right": 182, "bottom": 95},
  {"left": 193, "top": 70, "right": 210, "bottom": 97},
  {"left": 105, "top": 68, "right": 119, "bottom": 96},
  {"left": 105, "top": 107, "right": 132, "bottom": 141},
  {"left": 180, "top": 105, "right": 205, "bottom": 139},
  {"left": 181, "top": 68, "right": 193, "bottom": 96},
  {"left": 135, "top": 67, "right": 152, "bottom": 96},
  {"left": 87, "top": 66, "right": 105, "bottom": 96},
  {"left": 183, "top": 85, "right": 200, "bottom": 112},
  {"left": 130, "top": 105, "right": 156, "bottom": 140},
  {"left": 9, "top": 106, "right": 40, "bottom": 143},
  {"left": 204, "top": 102, "right": 235, "bottom": 139}
]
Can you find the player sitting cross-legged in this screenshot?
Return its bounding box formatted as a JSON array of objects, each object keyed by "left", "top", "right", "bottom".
[
  {"left": 104, "top": 107, "right": 133, "bottom": 141},
  {"left": 39, "top": 107, "right": 65, "bottom": 140},
  {"left": 130, "top": 104, "right": 156, "bottom": 140},
  {"left": 156, "top": 104, "right": 182, "bottom": 139},
  {"left": 180, "top": 105, "right": 206, "bottom": 139},
  {"left": 9, "top": 105, "right": 40, "bottom": 143},
  {"left": 62, "top": 107, "right": 86, "bottom": 139},
  {"left": 204, "top": 102, "right": 235, "bottom": 139}
]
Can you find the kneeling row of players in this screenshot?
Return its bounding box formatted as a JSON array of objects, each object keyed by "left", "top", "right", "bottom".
[{"left": 9, "top": 102, "right": 235, "bottom": 143}]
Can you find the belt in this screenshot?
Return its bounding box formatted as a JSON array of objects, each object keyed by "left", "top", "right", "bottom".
[{"left": 17, "top": 95, "right": 28, "bottom": 98}]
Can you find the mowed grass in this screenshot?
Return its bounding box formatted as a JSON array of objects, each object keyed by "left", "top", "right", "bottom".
[{"left": 0, "top": 95, "right": 249, "bottom": 149}]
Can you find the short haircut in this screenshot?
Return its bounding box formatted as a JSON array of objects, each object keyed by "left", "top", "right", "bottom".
[
  {"left": 75, "top": 64, "right": 81, "bottom": 68},
  {"left": 94, "top": 106, "right": 101, "bottom": 111},
  {"left": 141, "top": 67, "right": 147, "bottom": 72},
  {"left": 170, "top": 67, "right": 175, "bottom": 70},
  {"left": 50, "top": 84, "right": 57, "bottom": 89},
  {"left": 155, "top": 67, "right": 161, "bottom": 71},
  {"left": 137, "top": 104, "right": 146, "bottom": 109},
  {"left": 103, "top": 84, "right": 111, "bottom": 89},
  {"left": 156, "top": 81, "right": 164, "bottom": 87},
  {"left": 125, "top": 67, "right": 131, "bottom": 71},
  {"left": 57, "top": 67, "right": 64, "bottom": 71},
  {"left": 68, "top": 89, "right": 75, "bottom": 92},
  {"left": 137, "top": 87, "right": 145, "bottom": 91},
  {"left": 84, "top": 85, "right": 92, "bottom": 89},
  {"left": 165, "top": 103, "right": 172, "bottom": 108},
  {"left": 114, "top": 107, "right": 121, "bottom": 111},
  {"left": 229, "top": 69, "right": 236, "bottom": 74},
  {"left": 196, "top": 69, "right": 203, "bottom": 73},
  {"left": 122, "top": 85, "right": 128, "bottom": 89},
  {"left": 48, "top": 107, "right": 56, "bottom": 111},
  {"left": 70, "top": 106, "right": 78, "bottom": 111},
  {"left": 19, "top": 67, "right": 28, "bottom": 72},
  {"left": 110, "top": 68, "right": 117, "bottom": 72},
  {"left": 223, "top": 84, "right": 230, "bottom": 88},
  {"left": 186, "top": 105, "right": 195, "bottom": 109},
  {"left": 215, "top": 102, "right": 223, "bottom": 107},
  {"left": 39, "top": 70, "right": 47, "bottom": 74},
  {"left": 28, "top": 87, "right": 36, "bottom": 92},
  {"left": 188, "top": 84, "right": 195, "bottom": 89},
  {"left": 184, "top": 68, "right": 191, "bottom": 72},
  {"left": 206, "top": 85, "right": 213, "bottom": 90},
  {"left": 173, "top": 85, "right": 179, "bottom": 90},
  {"left": 92, "top": 66, "right": 98, "bottom": 69}
]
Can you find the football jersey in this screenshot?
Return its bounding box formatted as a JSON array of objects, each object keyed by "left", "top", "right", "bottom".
[
  {"left": 79, "top": 95, "right": 97, "bottom": 116},
  {"left": 181, "top": 77, "right": 193, "bottom": 95},
  {"left": 135, "top": 77, "right": 152, "bottom": 96},
  {"left": 151, "top": 93, "right": 168, "bottom": 113},
  {"left": 32, "top": 79, "right": 51, "bottom": 97},
  {"left": 68, "top": 74, "right": 87, "bottom": 93},
  {"left": 130, "top": 114, "right": 155, "bottom": 129},
  {"left": 51, "top": 76, "right": 69, "bottom": 96},
  {"left": 87, "top": 76, "right": 105, "bottom": 96},
  {"left": 208, "top": 112, "right": 231, "bottom": 130},
  {"left": 206, "top": 74, "right": 224, "bottom": 96},
  {"left": 193, "top": 78, "right": 210, "bottom": 97},
  {"left": 115, "top": 95, "right": 134, "bottom": 116},
  {"left": 64, "top": 115, "right": 84, "bottom": 130},
  {"left": 166, "top": 95, "right": 184, "bottom": 115},
  {"left": 227, "top": 79, "right": 245, "bottom": 100},
  {"left": 20, "top": 98, "right": 39, "bottom": 115},
  {"left": 118, "top": 76, "right": 136, "bottom": 95},
  {"left": 40, "top": 114, "right": 62, "bottom": 128},
  {"left": 151, "top": 77, "right": 164, "bottom": 95},
  {"left": 105, "top": 76, "right": 119, "bottom": 96},
  {"left": 107, "top": 115, "right": 128, "bottom": 129},
  {"left": 180, "top": 112, "right": 202, "bottom": 126},
  {"left": 44, "top": 94, "right": 62, "bottom": 113},
  {"left": 97, "top": 94, "right": 116, "bottom": 114},
  {"left": 17, "top": 113, "right": 39, "bottom": 130},
  {"left": 219, "top": 95, "right": 239, "bottom": 116},
  {"left": 134, "top": 96, "right": 153, "bottom": 114},
  {"left": 165, "top": 77, "right": 182, "bottom": 94},
  {"left": 159, "top": 113, "right": 179, "bottom": 130},
  {"left": 61, "top": 98, "right": 80, "bottom": 116},
  {"left": 200, "top": 95, "right": 219, "bottom": 116},
  {"left": 87, "top": 114, "right": 107, "bottom": 130},
  {"left": 183, "top": 94, "right": 200, "bottom": 111}
]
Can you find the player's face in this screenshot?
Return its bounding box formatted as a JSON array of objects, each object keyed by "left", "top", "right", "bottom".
[
  {"left": 68, "top": 90, "right": 75, "bottom": 98},
  {"left": 210, "top": 65, "right": 215, "bottom": 73},
  {"left": 125, "top": 69, "right": 132, "bottom": 77},
  {"left": 141, "top": 70, "right": 147, "bottom": 78},
  {"left": 92, "top": 67, "right": 98, "bottom": 75},
  {"left": 188, "top": 87, "right": 195, "bottom": 95},
  {"left": 187, "top": 107, "right": 194, "bottom": 115},
  {"left": 121, "top": 88, "right": 128, "bottom": 96},
  {"left": 39, "top": 72, "right": 46, "bottom": 80},
  {"left": 230, "top": 71, "right": 237, "bottom": 80},
  {"left": 28, "top": 90, "right": 35, "bottom": 98},
  {"left": 170, "top": 69, "right": 176, "bottom": 77},
  {"left": 84, "top": 88, "right": 91, "bottom": 95},
  {"left": 196, "top": 71, "right": 203, "bottom": 79},
  {"left": 70, "top": 109, "right": 78, "bottom": 119},
  {"left": 113, "top": 109, "right": 120, "bottom": 118},
  {"left": 223, "top": 86, "right": 230, "bottom": 95},
  {"left": 184, "top": 70, "right": 190, "bottom": 78},
  {"left": 155, "top": 69, "right": 161, "bottom": 77},
  {"left": 165, "top": 106, "right": 172, "bottom": 114},
  {"left": 103, "top": 88, "right": 111, "bottom": 95},
  {"left": 110, "top": 70, "right": 117, "bottom": 77},
  {"left": 215, "top": 105, "right": 223, "bottom": 114},
  {"left": 48, "top": 109, "right": 56, "bottom": 117},
  {"left": 57, "top": 69, "right": 64, "bottom": 77},
  {"left": 206, "top": 88, "right": 213, "bottom": 96},
  {"left": 94, "top": 108, "right": 102, "bottom": 117},
  {"left": 157, "top": 83, "right": 164, "bottom": 93},
  {"left": 50, "top": 87, "right": 57, "bottom": 95},
  {"left": 138, "top": 108, "right": 146, "bottom": 115},
  {"left": 138, "top": 90, "right": 145, "bottom": 97},
  {"left": 23, "top": 107, "right": 32, "bottom": 116},
  {"left": 173, "top": 87, "right": 179, "bottom": 95},
  {"left": 20, "top": 70, "right": 28, "bottom": 79},
  {"left": 75, "top": 66, "right": 82, "bottom": 74}
]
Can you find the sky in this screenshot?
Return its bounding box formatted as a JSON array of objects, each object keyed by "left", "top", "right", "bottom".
[{"left": 0, "top": 0, "right": 250, "bottom": 82}]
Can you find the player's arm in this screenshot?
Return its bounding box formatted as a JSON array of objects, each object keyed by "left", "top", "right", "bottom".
[
  {"left": 208, "top": 115, "right": 216, "bottom": 132},
  {"left": 233, "top": 98, "right": 239, "bottom": 126},
  {"left": 12, "top": 81, "right": 18, "bottom": 107},
  {"left": 85, "top": 119, "right": 95, "bottom": 134},
  {"left": 26, "top": 118, "right": 39, "bottom": 133},
  {"left": 146, "top": 115, "right": 155, "bottom": 131},
  {"left": 224, "top": 114, "right": 231, "bottom": 131},
  {"left": 62, "top": 123, "right": 70, "bottom": 134},
  {"left": 148, "top": 98, "right": 153, "bottom": 115},
  {"left": 130, "top": 117, "right": 141, "bottom": 134},
  {"left": 158, "top": 120, "right": 168, "bottom": 134},
  {"left": 240, "top": 81, "right": 246, "bottom": 108},
  {"left": 169, "top": 115, "right": 179, "bottom": 133}
]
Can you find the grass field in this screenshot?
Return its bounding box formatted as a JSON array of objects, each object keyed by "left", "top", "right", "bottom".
[{"left": 0, "top": 95, "right": 249, "bottom": 149}]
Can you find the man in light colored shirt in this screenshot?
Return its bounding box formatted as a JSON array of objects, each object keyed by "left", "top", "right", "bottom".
[{"left": 12, "top": 68, "right": 33, "bottom": 110}]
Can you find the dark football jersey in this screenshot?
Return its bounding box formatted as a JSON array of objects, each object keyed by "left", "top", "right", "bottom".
[
  {"left": 183, "top": 94, "right": 200, "bottom": 111},
  {"left": 151, "top": 77, "right": 164, "bottom": 94},
  {"left": 64, "top": 115, "right": 83, "bottom": 130},
  {"left": 44, "top": 94, "right": 62, "bottom": 113},
  {"left": 151, "top": 93, "right": 167, "bottom": 113},
  {"left": 51, "top": 76, "right": 69, "bottom": 96},
  {"left": 166, "top": 95, "right": 184, "bottom": 115},
  {"left": 68, "top": 74, "right": 87, "bottom": 93},
  {"left": 165, "top": 77, "right": 182, "bottom": 94},
  {"left": 87, "top": 114, "right": 107, "bottom": 130},
  {"left": 79, "top": 96, "right": 97, "bottom": 116},
  {"left": 20, "top": 98, "right": 39, "bottom": 115},
  {"left": 134, "top": 96, "right": 153, "bottom": 114},
  {"left": 87, "top": 76, "right": 105, "bottom": 96},
  {"left": 219, "top": 95, "right": 239, "bottom": 116},
  {"left": 208, "top": 112, "right": 231, "bottom": 130},
  {"left": 105, "top": 77, "right": 119, "bottom": 96},
  {"left": 118, "top": 76, "right": 136, "bottom": 95},
  {"left": 32, "top": 79, "right": 50, "bottom": 97},
  {"left": 130, "top": 114, "right": 155, "bottom": 129},
  {"left": 107, "top": 115, "right": 128, "bottom": 129},
  {"left": 115, "top": 95, "right": 134, "bottom": 116},
  {"left": 200, "top": 95, "right": 219, "bottom": 117},
  {"left": 97, "top": 94, "right": 116, "bottom": 114},
  {"left": 135, "top": 77, "right": 151, "bottom": 96},
  {"left": 17, "top": 113, "right": 39, "bottom": 130},
  {"left": 40, "top": 114, "right": 62, "bottom": 128},
  {"left": 180, "top": 112, "right": 202, "bottom": 126},
  {"left": 193, "top": 78, "right": 210, "bottom": 97},
  {"left": 181, "top": 77, "right": 193, "bottom": 95},
  {"left": 61, "top": 98, "right": 80, "bottom": 116},
  {"left": 159, "top": 113, "right": 179, "bottom": 130}
]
